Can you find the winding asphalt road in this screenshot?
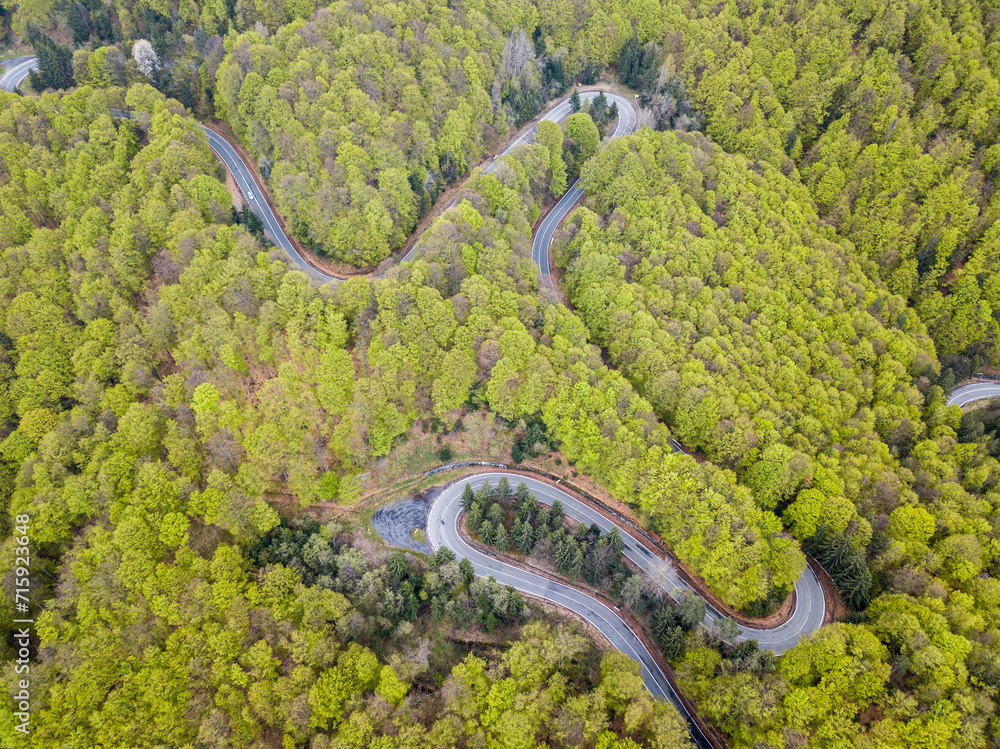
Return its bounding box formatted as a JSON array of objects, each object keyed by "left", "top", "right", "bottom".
[
  {"left": 5, "top": 59, "right": 635, "bottom": 288},
  {"left": 7, "top": 64, "right": 826, "bottom": 744},
  {"left": 0, "top": 56, "right": 38, "bottom": 92},
  {"left": 947, "top": 381, "right": 1000, "bottom": 407},
  {"left": 426, "top": 473, "right": 713, "bottom": 749},
  {"left": 428, "top": 473, "right": 824, "bottom": 652},
  {"left": 200, "top": 126, "right": 336, "bottom": 282},
  {"left": 532, "top": 92, "right": 637, "bottom": 290},
  {"left": 428, "top": 472, "right": 826, "bottom": 748}
]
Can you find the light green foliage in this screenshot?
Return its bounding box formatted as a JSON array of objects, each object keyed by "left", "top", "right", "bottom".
[
  {"left": 432, "top": 348, "right": 476, "bottom": 422},
  {"left": 559, "top": 127, "right": 937, "bottom": 571},
  {"left": 888, "top": 504, "right": 937, "bottom": 545},
  {"left": 212, "top": 1, "right": 506, "bottom": 267},
  {"left": 560, "top": 117, "right": 1000, "bottom": 746},
  {"left": 536, "top": 119, "right": 568, "bottom": 196},
  {"left": 565, "top": 112, "right": 600, "bottom": 176},
  {"left": 375, "top": 665, "right": 409, "bottom": 706},
  {"left": 365, "top": 144, "right": 805, "bottom": 608},
  {"left": 638, "top": 0, "right": 1000, "bottom": 367},
  {"left": 566, "top": 129, "right": 935, "bottom": 490},
  {"left": 599, "top": 651, "right": 645, "bottom": 712},
  {"left": 310, "top": 645, "right": 381, "bottom": 730},
  {"left": 676, "top": 622, "right": 967, "bottom": 749},
  {"left": 431, "top": 623, "right": 692, "bottom": 749},
  {"left": 784, "top": 488, "right": 856, "bottom": 541},
  {"left": 4, "top": 2, "right": 1000, "bottom": 744},
  {"left": 779, "top": 625, "right": 891, "bottom": 712},
  {"left": 14, "top": 0, "right": 1000, "bottom": 369},
  {"left": 0, "top": 80, "right": 700, "bottom": 749}
]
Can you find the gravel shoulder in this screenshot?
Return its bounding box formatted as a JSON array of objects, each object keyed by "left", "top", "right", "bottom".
[{"left": 371, "top": 489, "right": 438, "bottom": 554}]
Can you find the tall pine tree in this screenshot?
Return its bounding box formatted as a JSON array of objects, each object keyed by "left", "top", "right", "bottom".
[{"left": 26, "top": 27, "right": 73, "bottom": 90}]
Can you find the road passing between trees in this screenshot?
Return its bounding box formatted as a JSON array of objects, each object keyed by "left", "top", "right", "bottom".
[
  {"left": 427, "top": 473, "right": 714, "bottom": 749},
  {"left": 427, "top": 472, "right": 829, "bottom": 749},
  {"left": 4, "top": 63, "right": 828, "bottom": 747},
  {"left": 4, "top": 60, "right": 637, "bottom": 289}
]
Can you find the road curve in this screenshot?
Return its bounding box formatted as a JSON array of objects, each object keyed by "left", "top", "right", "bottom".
[
  {"left": 0, "top": 56, "right": 39, "bottom": 92},
  {"left": 427, "top": 472, "right": 713, "bottom": 749},
  {"left": 401, "top": 91, "right": 637, "bottom": 271},
  {"left": 200, "top": 126, "right": 336, "bottom": 283},
  {"left": 947, "top": 381, "right": 1000, "bottom": 407},
  {"left": 532, "top": 92, "right": 637, "bottom": 290},
  {"left": 428, "top": 472, "right": 827, "bottom": 748},
  {"left": 3, "top": 58, "right": 343, "bottom": 281},
  {"left": 211, "top": 90, "right": 636, "bottom": 282},
  {"left": 5, "top": 59, "right": 634, "bottom": 291},
  {"left": 430, "top": 473, "right": 824, "bottom": 651}
]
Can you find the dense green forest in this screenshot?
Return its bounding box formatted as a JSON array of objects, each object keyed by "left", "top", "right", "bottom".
[
  {"left": 9, "top": 0, "right": 1000, "bottom": 365},
  {"left": 556, "top": 125, "right": 1000, "bottom": 747},
  {"left": 209, "top": 4, "right": 499, "bottom": 266},
  {"left": 370, "top": 134, "right": 804, "bottom": 612},
  {"left": 3, "top": 0, "right": 1000, "bottom": 746},
  {"left": 7, "top": 0, "right": 595, "bottom": 267},
  {"left": 661, "top": 0, "right": 1000, "bottom": 380},
  {"left": 0, "top": 85, "right": 702, "bottom": 746}
]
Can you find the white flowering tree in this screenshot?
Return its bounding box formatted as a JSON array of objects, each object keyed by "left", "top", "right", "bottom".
[{"left": 132, "top": 39, "right": 160, "bottom": 78}]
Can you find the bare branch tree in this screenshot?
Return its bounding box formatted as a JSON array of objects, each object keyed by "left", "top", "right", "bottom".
[
  {"left": 498, "top": 29, "right": 539, "bottom": 89},
  {"left": 637, "top": 107, "right": 657, "bottom": 130},
  {"left": 493, "top": 160, "right": 519, "bottom": 187},
  {"left": 132, "top": 39, "right": 161, "bottom": 78},
  {"left": 642, "top": 557, "right": 679, "bottom": 600}
]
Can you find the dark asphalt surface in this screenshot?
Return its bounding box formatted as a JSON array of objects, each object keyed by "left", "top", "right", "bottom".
[
  {"left": 372, "top": 496, "right": 433, "bottom": 554},
  {"left": 427, "top": 472, "right": 716, "bottom": 749},
  {"left": 200, "top": 126, "right": 337, "bottom": 282},
  {"left": 531, "top": 92, "right": 637, "bottom": 290},
  {"left": 947, "top": 382, "right": 1000, "bottom": 407}
]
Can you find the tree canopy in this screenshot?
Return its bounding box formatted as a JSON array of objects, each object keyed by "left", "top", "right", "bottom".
[{"left": 4, "top": 0, "right": 1000, "bottom": 746}]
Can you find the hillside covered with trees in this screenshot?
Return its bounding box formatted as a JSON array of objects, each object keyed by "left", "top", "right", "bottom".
[
  {"left": 11, "top": 0, "right": 1000, "bottom": 353},
  {"left": 556, "top": 124, "right": 1000, "bottom": 749},
  {"left": 2, "top": 0, "right": 1000, "bottom": 747},
  {"left": 0, "top": 84, "right": 703, "bottom": 747}
]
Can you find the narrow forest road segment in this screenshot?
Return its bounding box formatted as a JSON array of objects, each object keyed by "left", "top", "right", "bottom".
[
  {"left": 5, "top": 59, "right": 632, "bottom": 290},
  {"left": 947, "top": 381, "right": 1000, "bottom": 407},
  {"left": 0, "top": 56, "right": 38, "bottom": 92},
  {"left": 427, "top": 473, "right": 715, "bottom": 749}
]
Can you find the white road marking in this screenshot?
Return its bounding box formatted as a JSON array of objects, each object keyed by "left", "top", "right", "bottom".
[
  {"left": 0, "top": 58, "right": 39, "bottom": 92},
  {"left": 947, "top": 382, "right": 1000, "bottom": 407}
]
